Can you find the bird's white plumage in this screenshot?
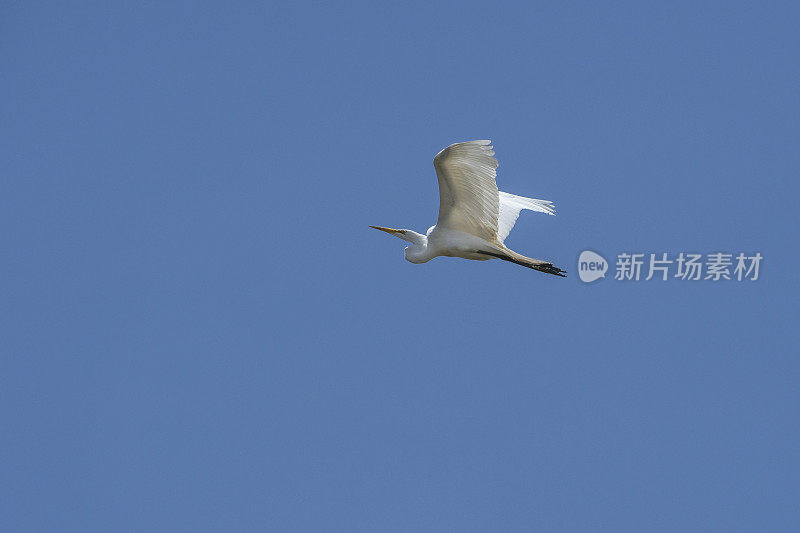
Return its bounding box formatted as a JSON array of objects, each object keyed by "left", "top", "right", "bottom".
[
  {"left": 370, "top": 140, "right": 565, "bottom": 276},
  {"left": 433, "top": 140, "right": 500, "bottom": 242},
  {"left": 496, "top": 191, "right": 555, "bottom": 243}
]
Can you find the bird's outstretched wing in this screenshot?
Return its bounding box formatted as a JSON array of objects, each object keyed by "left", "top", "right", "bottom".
[
  {"left": 433, "top": 140, "right": 500, "bottom": 242},
  {"left": 496, "top": 192, "right": 555, "bottom": 243}
]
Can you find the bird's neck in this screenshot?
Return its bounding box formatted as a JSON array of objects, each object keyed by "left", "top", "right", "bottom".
[{"left": 401, "top": 230, "right": 427, "bottom": 246}]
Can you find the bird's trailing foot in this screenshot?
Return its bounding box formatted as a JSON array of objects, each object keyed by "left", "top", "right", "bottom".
[{"left": 475, "top": 250, "right": 567, "bottom": 277}]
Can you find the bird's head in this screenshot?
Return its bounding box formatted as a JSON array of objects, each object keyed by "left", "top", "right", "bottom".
[
  {"left": 368, "top": 226, "right": 415, "bottom": 242},
  {"left": 369, "top": 225, "right": 429, "bottom": 263}
]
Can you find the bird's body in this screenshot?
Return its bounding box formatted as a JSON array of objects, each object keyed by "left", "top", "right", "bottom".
[
  {"left": 403, "top": 227, "right": 493, "bottom": 263},
  {"left": 371, "top": 140, "right": 565, "bottom": 276}
]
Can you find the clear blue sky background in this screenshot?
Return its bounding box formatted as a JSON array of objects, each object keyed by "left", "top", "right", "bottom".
[{"left": 2, "top": 1, "right": 798, "bottom": 531}]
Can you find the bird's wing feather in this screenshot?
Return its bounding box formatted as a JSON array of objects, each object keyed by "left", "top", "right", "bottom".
[
  {"left": 433, "top": 140, "right": 500, "bottom": 242},
  {"left": 496, "top": 191, "right": 556, "bottom": 243}
]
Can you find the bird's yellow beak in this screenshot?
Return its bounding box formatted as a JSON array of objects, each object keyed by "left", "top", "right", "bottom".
[{"left": 369, "top": 225, "right": 402, "bottom": 235}]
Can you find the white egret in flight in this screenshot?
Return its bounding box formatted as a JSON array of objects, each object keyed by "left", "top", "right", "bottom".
[{"left": 371, "top": 140, "right": 565, "bottom": 276}]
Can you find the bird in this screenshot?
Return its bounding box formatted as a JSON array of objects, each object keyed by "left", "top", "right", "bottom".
[{"left": 370, "top": 140, "right": 566, "bottom": 276}]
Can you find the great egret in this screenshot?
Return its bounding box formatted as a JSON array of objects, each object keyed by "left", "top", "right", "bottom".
[{"left": 371, "top": 140, "right": 566, "bottom": 276}]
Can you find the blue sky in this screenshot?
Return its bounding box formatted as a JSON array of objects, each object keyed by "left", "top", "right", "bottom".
[{"left": 2, "top": 1, "right": 798, "bottom": 530}]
